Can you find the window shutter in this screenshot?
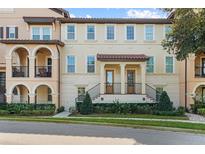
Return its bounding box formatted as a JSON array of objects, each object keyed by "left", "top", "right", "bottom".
[
  {"left": 6, "top": 27, "right": 9, "bottom": 38},
  {"left": 15, "top": 27, "right": 18, "bottom": 39},
  {"left": 0, "top": 27, "right": 3, "bottom": 38}
]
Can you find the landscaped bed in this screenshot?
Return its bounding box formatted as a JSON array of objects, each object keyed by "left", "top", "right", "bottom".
[{"left": 70, "top": 113, "right": 188, "bottom": 120}]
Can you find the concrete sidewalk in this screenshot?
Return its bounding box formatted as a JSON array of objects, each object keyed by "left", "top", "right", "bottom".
[
  {"left": 0, "top": 133, "right": 138, "bottom": 145},
  {"left": 53, "top": 111, "right": 70, "bottom": 118},
  {"left": 66, "top": 116, "right": 205, "bottom": 124}
]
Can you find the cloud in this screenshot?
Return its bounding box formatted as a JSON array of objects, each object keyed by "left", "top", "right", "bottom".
[
  {"left": 126, "top": 9, "right": 165, "bottom": 18},
  {"left": 86, "top": 14, "right": 92, "bottom": 18},
  {"left": 70, "top": 14, "right": 76, "bottom": 18}
]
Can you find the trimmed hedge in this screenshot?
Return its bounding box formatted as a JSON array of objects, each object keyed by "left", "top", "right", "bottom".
[
  {"left": 0, "top": 110, "right": 9, "bottom": 115},
  {"left": 0, "top": 103, "right": 56, "bottom": 115},
  {"left": 20, "top": 110, "right": 55, "bottom": 116},
  {"left": 76, "top": 102, "right": 157, "bottom": 114}
]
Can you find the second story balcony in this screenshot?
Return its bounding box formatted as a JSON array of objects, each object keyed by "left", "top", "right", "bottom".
[
  {"left": 195, "top": 52, "right": 205, "bottom": 78},
  {"left": 35, "top": 66, "right": 52, "bottom": 77},
  {"left": 12, "top": 66, "right": 29, "bottom": 77}
]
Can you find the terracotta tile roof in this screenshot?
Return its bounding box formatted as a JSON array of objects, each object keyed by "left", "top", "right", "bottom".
[
  {"left": 97, "top": 54, "right": 149, "bottom": 62},
  {"left": 58, "top": 17, "right": 172, "bottom": 24},
  {"left": 0, "top": 39, "right": 64, "bottom": 47},
  {"left": 23, "top": 17, "right": 56, "bottom": 24}
]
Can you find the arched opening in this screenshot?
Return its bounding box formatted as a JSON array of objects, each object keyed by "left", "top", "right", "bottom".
[
  {"left": 35, "top": 47, "right": 52, "bottom": 77},
  {"left": 12, "top": 47, "right": 29, "bottom": 77},
  {"left": 12, "top": 85, "right": 30, "bottom": 103},
  {"left": 195, "top": 51, "right": 205, "bottom": 77},
  {"left": 194, "top": 85, "right": 205, "bottom": 103},
  {"left": 35, "top": 85, "right": 52, "bottom": 104}
]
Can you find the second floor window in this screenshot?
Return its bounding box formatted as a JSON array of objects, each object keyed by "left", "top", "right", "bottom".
[
  {"left": 87, "top": 25, "right": 95, "bottom": 40},
  {"left": 87, "top": 56, "right": 95, "bottom": 73},
  {"left": 126, "top": 25, "right": 134, "bottom": 40},
  {"left": 146, "top": 56, "right": 154, "bottom": 73},
  {"left": 67, "top": 56, "right": 75, "bottom": 73},
  {"left": 165, "top": 56, "right": 174, "bottom": 73},
  {"left": 43, "top": 27, "right": 51, "bottom": 40},
  {"left": 0, "top": 27, "right": 3, "bottom": 39},
  {"left": 67, "top": 25, "right": 75, "bottom": 40},
  {"left": 32, "top": 27, "right": 51, "bottom": 40},
  {"left": 145, "top": 25, "right": 154, "bottom": 41},
  {"left": 7, "top": 27, "right": 17, "bottom": 39},
  {"left": 106, "top": 25, "right": 115, "bottom": 40}
]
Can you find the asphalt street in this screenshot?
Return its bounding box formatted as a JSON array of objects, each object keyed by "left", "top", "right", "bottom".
[{"left": 0, "top": 120, "right": 205, "bottom": 145}]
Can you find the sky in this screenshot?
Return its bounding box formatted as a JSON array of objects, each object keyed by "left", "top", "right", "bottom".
[{"left": 65, "top": 8, "right": 168, "bottom": 18}]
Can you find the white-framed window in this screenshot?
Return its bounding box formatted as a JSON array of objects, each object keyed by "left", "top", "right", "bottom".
[
  {"left": 31, "top": 27, "right": 51, "bottom": 40},
  {"left": 106, "top": 25, "right": 115, "bottom": 40},
  {"left": 126, "top": 25, "right": 135, "bottom": 40},
  {"left": 67, "top": 55, "right": 75, "bottom": 73},
  {"left": 67, "top": 25, "right": 75, "bottom": 40},
  {"left": 0, "top": 27, "right": 3, "bottom": 39},
  {"left": 146, "top": 56, "right": 154, "bottom": 73},
  {"left": 165, "top": 56, "right": 174, "bottom": 73},
  {"left": 87, "top": 56, "right": 95, "bottom": 73},
  {"left": 145, "top": 25, "right": 154, "bottom": 41},
  {"left": 164, "top": 25, "right": 172, "bottom": 38},
  {"left": 87, "top": 25, "right": 95, "bottom": 40},
  {"left": 8, "top": 27, "right": 15, "bottom": 39}
]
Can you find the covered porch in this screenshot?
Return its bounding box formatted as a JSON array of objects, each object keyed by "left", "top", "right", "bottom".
[{"left": 97, "top": 54, "right": 148, "bottom": 95}]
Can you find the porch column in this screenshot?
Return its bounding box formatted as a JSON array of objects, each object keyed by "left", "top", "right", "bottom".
[
  {"left": 29, "top": 93, "right": 35, "bottom": 104},
  {"left": 29, "top": 56, "right": 35, "bottom": 78},
  {"left": 6, "top": 94, "right": 12, "bottom": 103},
  {"left": 100, "top": 63, "right": 105, "bottom": 94},
  {"left": 120, "top": 63, "right": 126, "bottom": 94},
  {"left": 141, "top": 63, "right": 146, "bottom": 94},
  {"left": 5, "top": 56, "right": 12, "bottom": 78}
]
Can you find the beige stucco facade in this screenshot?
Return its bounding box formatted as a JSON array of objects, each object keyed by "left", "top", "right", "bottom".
[
  {"left": 1, "top": 8, "right": 201, "bottom": 111},
  {"left": 60, "top": 23, "right": 180, "bottom": 109}
]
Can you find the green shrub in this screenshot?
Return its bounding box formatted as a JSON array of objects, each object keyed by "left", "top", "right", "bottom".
[
  {"left": 197, "top": 108, "right": 205, "bottom": 116},
  {"left": 176, "top": 106, "right": 185, "bottom": 116},
  {"left": 20, "top": 110, "right": 55, "bottom": 116},
  {"left": 80, "top": 92, "right": 93, "bottom": 115},
  {"left": 0, "top": 103, "right": 7, "bottom": 110},
  {"left": 57, "top": 106, "right": 65, "bottom": 113},
  {"left": 153, "top": 110, "right": 178, "bottom": 116},
  {"left": 0, "top": 110, "right": 9, "bottom": 115},
  {"left": 34, "top": 104, "right": 55, "bottom": 111},
  {"left": 191, "top": 101, "right": 205, "bottom": 113},
  {"left": 157, "top": 91, "right": 173, "bottom": 111},
  {"left": 7, "top": 103, "right": 33, "bottom": 114}
]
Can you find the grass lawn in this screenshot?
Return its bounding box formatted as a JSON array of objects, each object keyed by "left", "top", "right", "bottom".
[
  {"left": 70, "top": 113, "right": 189, "bottom": 120},
  {"left": 0, "top": 116, "right": 205, "bottom": 134}
]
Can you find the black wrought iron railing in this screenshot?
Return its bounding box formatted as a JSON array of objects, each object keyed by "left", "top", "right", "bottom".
[
  {"left": 125, "top": 83, "right": 142, "bottom": 94},
  {"left": 195, "top": 66, "right": 205, "bottom": 77},
  {"left": 75, "top": 83, "right": 100, "bottom": 102},
  {"left": 104, "top": 83, "right": 121, "bottom": 94},
  {"left": 35, "top": 66, "right": 52, "bottom": 77},
  {"left": 145, "top": 84, "right": 161, "bottom": 102},
  {"left": 12, "top": 66, "right": 29, "bottom": 77}
]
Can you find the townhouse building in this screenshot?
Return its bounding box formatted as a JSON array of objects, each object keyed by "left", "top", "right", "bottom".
[
  {"left": 0, "top": 8, "right": 204, "bottom": 110},
  {"left": 0, "top": 8, "right": 69, "bottom": 108}
]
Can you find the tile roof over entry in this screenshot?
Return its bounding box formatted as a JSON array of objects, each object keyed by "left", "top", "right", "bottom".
[{"left": 97, "top": 54, "right": 149, "bottom": 62}]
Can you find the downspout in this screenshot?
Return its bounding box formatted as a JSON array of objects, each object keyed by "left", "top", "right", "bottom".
[
  {"left": 56, "top": 44, "right": 60, "bottom": 109},
  {"left": 185, "top": 58, "right": 188, "bottom": 111}
]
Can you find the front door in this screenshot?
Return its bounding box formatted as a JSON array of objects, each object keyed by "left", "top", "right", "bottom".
[
  {"left": 106, "top": 70, "right": 114, "bottom": 94},
  {"left": 202, "top": 58, "right": 205, "bottom": 76},
  {"left": 127, "top": 70, "right": 135, "bottom": 94}
]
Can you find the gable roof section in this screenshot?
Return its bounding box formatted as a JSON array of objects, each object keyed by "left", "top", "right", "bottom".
[
  {"left": 58, "top": 17, "right": 171, "bottom": 24},
  {"left": 49, "top": 8, "right": 69, "bottom": 18}
]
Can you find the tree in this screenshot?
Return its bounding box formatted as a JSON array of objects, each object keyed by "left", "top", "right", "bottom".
[
  {"left": 157, "top": 91, "right": 173, "bottom": 111},
  {"left": 162, "top": 9, "right": 205, "bottom": 61},
  {"left": 80, "top": 92, "right": 93, "bottom": 115}
]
